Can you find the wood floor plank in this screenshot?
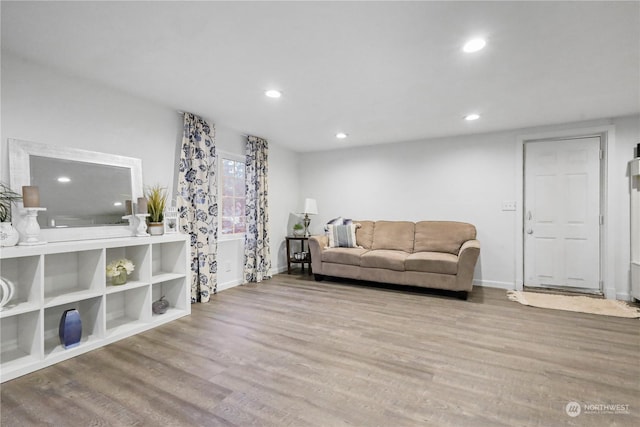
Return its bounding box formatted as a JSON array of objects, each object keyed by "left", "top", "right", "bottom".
[{"left": 1, "top": 274, "right": 638, "bottom": 426}]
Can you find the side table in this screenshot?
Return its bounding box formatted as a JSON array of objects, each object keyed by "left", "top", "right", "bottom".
[{"left": 285, "top": 236, "right": 312, "bottom": 275}]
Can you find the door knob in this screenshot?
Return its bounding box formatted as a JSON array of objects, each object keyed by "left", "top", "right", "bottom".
[{"left": 526, "top": 228, "right": 533, "bottom": 234}]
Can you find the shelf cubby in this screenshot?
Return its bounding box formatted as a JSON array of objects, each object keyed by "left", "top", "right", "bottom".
[
  {"left": 105, "top": 244, "right": 150, "bottom": 287},
  {"left": 151, "top": 278, "right": 188, "bottom": 320},
  {"left": 106, "top": 287, "right": 150, "bottom": 337},
  {"left": 0, "top": 310, "right": 41, "bottom": 370},
  {"left": 44, "top": 249, "right": 104, "bottom": 306},
  {"left": 151, "top": 241, "right": 186, "bottom": 283},
  {"left": 43, "top": 296, "right": 104, "bottom": 358},
  {"left": 0, "top": 255, "right": 42, "bottom": 317}
]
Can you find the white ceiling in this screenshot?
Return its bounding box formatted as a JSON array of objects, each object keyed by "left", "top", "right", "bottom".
[{"left": 2, "top": 1, "right": 639, "bottom": 152}]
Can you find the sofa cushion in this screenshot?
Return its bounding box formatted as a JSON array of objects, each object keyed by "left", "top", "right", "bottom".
[
  {"left": 414, "top": 221, "right": 476, "bottom": 255},
  {"left": 361, "top": 250, "right": 409, "bottom": 271},
  {"left": 372, "top": 221, "right": 415, "bottom": 253},
  {"left": 322, "top": 247, "right": 368, "bottom": 266},
  {"left": 355, "top": 220, "right": 375, "bottom": 249},
  {"left": 405, "top": 252, "right": 458, "bottom": 275},
  {"left": 328, "top": 224, "right": 359, "bottom": 248}
]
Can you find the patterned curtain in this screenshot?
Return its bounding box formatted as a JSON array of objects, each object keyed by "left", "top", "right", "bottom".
[
  {"left": 244, "top": 135, "right": 272, "bottom": 283},
  {"left": 177, "top": 113, "right": 218, "bottom": 302}
]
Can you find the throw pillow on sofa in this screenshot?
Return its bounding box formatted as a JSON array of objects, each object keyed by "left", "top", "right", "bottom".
[
  {"left": 324, "top": 216, "right": 354, "bottom": 232},
  {"left": 328, "top": 224, "right": 360, "bottom": 248}
]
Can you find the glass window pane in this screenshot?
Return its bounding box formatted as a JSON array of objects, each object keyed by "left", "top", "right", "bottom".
[
  {"left": 220, "top": 158, "right": 248, "bottom": 235},
  {"left": 234, "top": 198, "right": 245, "bottom": 217},
  {"left": 223, "top": 159, "right": 235, "bottom": 176},
  {"left": 234, "top": 216, "right": 246, "bottom": 234},
  {"left": 222, "top": 197, "right": 234, "bottom": 216},
  {"left": 223, "top": 179, "right": 234, "bottom": 197},
  {"left": 236, "top": 162, "right": 245, "bottom": 178},
  {"left": 234, "top": 178, "right": 244, "bottom": 196},
  {"left": 221, "top": 218, "right": 233, "bottom": 234}
]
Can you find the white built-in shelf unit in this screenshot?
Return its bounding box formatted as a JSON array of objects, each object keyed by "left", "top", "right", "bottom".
[{"left": 0, "top": 233, "right": 190, "bottom": 382}]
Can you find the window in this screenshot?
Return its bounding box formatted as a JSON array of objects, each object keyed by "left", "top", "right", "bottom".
[{"left": 220, "top": 156, "right": 245, "bottom": 236}]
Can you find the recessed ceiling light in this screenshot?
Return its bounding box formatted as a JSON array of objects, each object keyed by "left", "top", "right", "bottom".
[
  {"left": 265, "top": 89, "right": 282, "bottom": 98},
  {"left": 57, "top": 176, "right": 71, "bottom": 183},
  {"left": 113, "top": 202, "right": 123, "bottom": 207},
  {"left": 336, "top": 132, "right": 348, "bottom": 139},
  {"left": 464, "top": 113, "right": 480, "bottom": 121},
  {"left": 463, "top": 38, "right": 486, "bottom": 53}
]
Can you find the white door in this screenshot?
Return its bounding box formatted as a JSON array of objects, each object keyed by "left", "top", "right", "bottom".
[{"left": 524, "top": 137, "right": 601, "bottom": 290}]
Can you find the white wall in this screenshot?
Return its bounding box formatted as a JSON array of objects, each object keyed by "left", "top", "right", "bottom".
[
  {"left": 299, "top": 115, "right": 640, "bottom": 298},
  {"left": 269, "top": 142, "right": 301, "bottom": 273},
  {"left": 1, "top": 54, "right": 179, "bottom": 194},
  {"left": 1, "top": 53, "right": 299, "bottom": 289}
]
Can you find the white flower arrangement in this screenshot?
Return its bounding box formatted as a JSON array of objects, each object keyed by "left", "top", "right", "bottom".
[{"left": 106, "top": 258, "right": 135, "bottom": 278}]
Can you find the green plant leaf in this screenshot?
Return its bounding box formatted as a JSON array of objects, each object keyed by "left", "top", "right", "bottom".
[
  {"left": 0, "top": 182, "right": 23, "bottom": 222},
  {"left": 145, "top": 184, "right": 168, "bottom": 223}
]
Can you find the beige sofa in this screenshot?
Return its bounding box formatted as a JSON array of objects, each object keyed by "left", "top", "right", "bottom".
[{"left": 308, "top": 220, "right": 480, "bottom": 299}]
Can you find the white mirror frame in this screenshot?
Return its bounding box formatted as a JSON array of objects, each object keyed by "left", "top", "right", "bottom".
[{"left": 9, "top": 139, "right": 143, "bottom": 243}]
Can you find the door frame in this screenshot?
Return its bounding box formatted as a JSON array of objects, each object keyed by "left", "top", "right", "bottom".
[{"left": 515, "top": 125, "right": 617, "bottom": 299}]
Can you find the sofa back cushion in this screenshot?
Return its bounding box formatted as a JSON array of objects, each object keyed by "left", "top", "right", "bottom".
[
  {"left": 414, "top": 221, "right": 476, "bottom": 254},
  {"left": 355, "top": 220, "right": 375, "bottom": 249},
  {"left": 372, "top": 221, "right": 415, "bottom": 253}
]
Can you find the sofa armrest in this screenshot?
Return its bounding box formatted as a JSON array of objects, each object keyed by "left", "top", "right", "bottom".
[
  {"left": 456, "top": 239, "right": 480, "bottom": 291},
  {"left": 308, "top": 235, "right": 328, "bottom": 274}
]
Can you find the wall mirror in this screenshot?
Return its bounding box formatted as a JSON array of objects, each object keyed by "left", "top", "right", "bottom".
[{"left": 9, "top": 139, "right": 143, "bottom": 242}]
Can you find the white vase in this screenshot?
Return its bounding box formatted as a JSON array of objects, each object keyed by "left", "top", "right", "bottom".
[
  {"left": 0, "top": 221, "right": 20, "bottom": 247},
  {"left": 0, "top": 277, "right": 16, "bottom": 310}
]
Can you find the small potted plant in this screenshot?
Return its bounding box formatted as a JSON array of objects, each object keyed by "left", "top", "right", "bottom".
[
  {"left": 293, "top": 223, "right": 304, "bottom": 237},
  {"left": 146, "top": 184, "right": 167, "bottom": 236},
  {"left": 0, "top": 182, "right": 22, "bottom": 247},
  {"left": 106, "top": 258, "right": 135, "bottom": 286}
]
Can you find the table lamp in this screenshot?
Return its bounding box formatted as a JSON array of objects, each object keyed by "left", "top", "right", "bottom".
[{"left": 302, "top": 198, "right": 318, "bottom": 237}]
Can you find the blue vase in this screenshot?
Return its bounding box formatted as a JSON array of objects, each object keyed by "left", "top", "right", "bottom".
[{"left": 59, "top": 308, "right": 82, "bottom": 349}]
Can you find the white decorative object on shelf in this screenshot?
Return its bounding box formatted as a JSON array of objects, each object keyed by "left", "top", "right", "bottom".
[
  {"left": 0, "top": 233, "right": 190, "bottom": 383},
  {"left": 164, "top": 204, "right": 178, "bottom": 234},
  {"left": 0, "top": 277, "right": 16, "bottom": 310},
  {"left": 122, "top": 214, "right": 138, "bottom": 236},
  {"left": 134, "top": 213, "right": 150, "bottom": 237},
  {"left": 19, "top": 207, "right": 47, "bottom": 246},
  {"left": 0, "top": 222, "right": 20, "bottom": 247}
]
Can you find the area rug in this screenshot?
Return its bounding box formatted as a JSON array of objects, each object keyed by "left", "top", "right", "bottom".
[{"left": 507, "top": 290, "right": 640, "bottom": 318}]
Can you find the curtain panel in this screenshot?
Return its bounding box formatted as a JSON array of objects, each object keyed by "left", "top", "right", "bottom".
[
  {"left": 177, "top": 112, "right": 218, "bottom": 302},
  {"left": 244, "top": 135, "right": 272, "bottom": 283}
]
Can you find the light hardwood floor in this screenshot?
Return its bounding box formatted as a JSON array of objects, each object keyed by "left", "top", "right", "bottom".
[{"left": 1, "top": 274, "right": 638, "bottom": 426}]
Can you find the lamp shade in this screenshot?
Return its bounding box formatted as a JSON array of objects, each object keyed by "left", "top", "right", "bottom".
[{"left": 302, "top": 198, "right": 318, "bottom": 215}]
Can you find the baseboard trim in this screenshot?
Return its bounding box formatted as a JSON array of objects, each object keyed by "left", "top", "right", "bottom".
[
  {"left": 604, "top": 286, "right": 617, "bottom": 300},
  {"left": 218, "top": 279, "right": 243, "bottom": 292},
  {"left": 270, "top": 265, "right": 288, "bottom": 276},
  {"left": 473, "top": 280, "right": 515, "bottom": 290},
  {"left": 615, "top": 291, "right": 631, "bottom": 302}
]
